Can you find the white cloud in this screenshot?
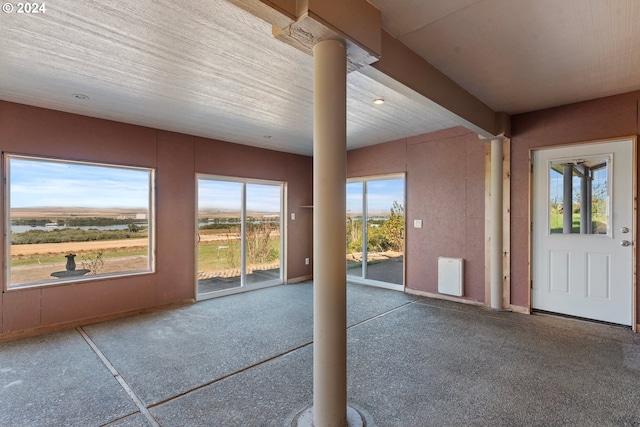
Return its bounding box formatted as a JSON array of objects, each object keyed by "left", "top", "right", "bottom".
[{"left": 9, "top": 157, "right": 151, "bottom": 209}]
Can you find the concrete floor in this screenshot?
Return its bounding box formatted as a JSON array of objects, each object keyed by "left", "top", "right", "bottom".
[
  {"left": 1, "top": 282, "right": 639, "bottom": 426},
  {"left": 347, "top": 256, "right": 404, "bottom": 285},
  {"left": 197, "top": 268, "right": 281, "bottom": 294}
]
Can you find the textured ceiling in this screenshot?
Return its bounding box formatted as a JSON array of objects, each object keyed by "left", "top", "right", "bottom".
[
  {"left": 0, "top": 1, "right": 455, "bottom": 155},
  {"left": 1, "top": 1, "right": 639, "bottom": 155},
  {"left": 370, "top": 0, "right": 640, "bottom": 114}
]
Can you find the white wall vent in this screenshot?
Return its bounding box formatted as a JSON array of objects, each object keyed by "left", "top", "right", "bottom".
[{"left": 438, "top": 257, "right": 464, "bottom": 297}]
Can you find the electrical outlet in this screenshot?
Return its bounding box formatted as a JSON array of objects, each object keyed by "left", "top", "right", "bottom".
[
  {"left": 291, "top": 212, "right": 296, "bottom": 220},
  {"left": 305, "top": 257, "right": 310, "bottom": 265}
]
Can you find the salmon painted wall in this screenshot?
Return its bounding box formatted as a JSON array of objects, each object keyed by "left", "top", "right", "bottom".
[
  {"left": 347, "top": 127, "right": 487, "bottom": 303},
  {"left": 349, "top": 90, "right": 640, "bottom": 321},
  {"left": 511, "top": 91, "right": 640, "bottom": 320},
  {"left": 0, "top": 101, "right": 313, "bottom": 338}
]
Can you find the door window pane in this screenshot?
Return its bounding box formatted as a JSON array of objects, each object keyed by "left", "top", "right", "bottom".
[
  {"left": 8, "top": 155, "right": 153, "bottom": 288},
  {"left": 245, "top": 183, "right": 281, "bottom": 285},
  {"left": 365, "top": 179, "right": 404, "bottom": 284},
  {"left": 549, "top": 157, "right": 609, "bottom": 235},
  {"left": 197, "top": 179, "right": 242, "bottom": 293},
  {"left": 346, "top": 182, "right": 363, "bottom": 278},
  {"left": 346, "top": 176, "right": 405, "bottom": 286},
  {"left": 197, "top": 177, "right": 283, "bottom": 296}
]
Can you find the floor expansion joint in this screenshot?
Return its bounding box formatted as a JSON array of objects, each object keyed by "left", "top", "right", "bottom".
[{"left": 77, "top": 327, "right": 160, "bottom": 427}]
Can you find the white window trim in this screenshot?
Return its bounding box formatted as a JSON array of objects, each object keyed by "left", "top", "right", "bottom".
[
  {"left": 195, "top": 174, "right": 285, "bottom": 300},
  {"left": 4, "top": 154, "right": 155, "bottom": 290}
]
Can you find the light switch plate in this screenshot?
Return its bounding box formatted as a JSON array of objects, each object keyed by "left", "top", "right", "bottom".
[{"left": 414, "top": 219, "right": 423, "bottom": 228}]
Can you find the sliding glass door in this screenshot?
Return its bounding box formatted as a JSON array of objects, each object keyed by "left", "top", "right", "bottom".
[
  {"left": 346, "top": 175, "right": 405, "bottom": 289},
  {"left": 197, "top": 176, "right": 283, "bottom": 298}
]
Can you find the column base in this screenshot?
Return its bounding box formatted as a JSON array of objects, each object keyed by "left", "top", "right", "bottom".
[{"left": 292, "top": 405, "right": 365, "bottom": 427}]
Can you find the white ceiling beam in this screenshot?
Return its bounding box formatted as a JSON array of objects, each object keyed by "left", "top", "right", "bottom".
[
  {"left": 230, "top": 0, "right": 510, "bottom": 137},
  {"left": 365, "top": 29, "right": 509, "bottom": 138}
]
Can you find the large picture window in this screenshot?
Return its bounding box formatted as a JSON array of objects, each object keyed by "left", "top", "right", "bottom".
[{"left": 6, "top": 155, "right": 154, "bottom": 288}]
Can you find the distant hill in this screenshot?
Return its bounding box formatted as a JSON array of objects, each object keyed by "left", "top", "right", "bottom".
[
  {"left": 198, "top": 209, "right": 279, "bottom": 218},
  {"left": 10, "top": 207, "right": 148, "bottom": 219}
]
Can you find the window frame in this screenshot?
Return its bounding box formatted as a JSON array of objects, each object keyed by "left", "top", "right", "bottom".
[
  {"left": 4, "top": 153, "right": 156, "bottom": 290},
  {"left": 546, "top": 154, "right": 612, "bottom": 237},
  {"left": 346, "top": 173, "right": 406, "bottom": 291},
  {"left": 195, "top": 174, "right": 285, "bottom": 300}
]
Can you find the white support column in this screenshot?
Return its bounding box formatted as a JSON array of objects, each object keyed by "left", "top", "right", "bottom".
[
  {"left": 313, "top": 39, "right": 347, "bottom": 427},
  {"left": 586, "top": 169, "right": 593, "bottom": 234},
  {"left": 580, "top": 169, "right": 589, "bottom": 234},
  {"left": 563, "top": 164, "right": 573, "bottom": 234},
  {"left": 490, "top": 139, "right": 503, "bottom": 310}
]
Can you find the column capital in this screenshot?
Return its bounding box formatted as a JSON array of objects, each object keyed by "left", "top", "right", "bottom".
[
  {"left": 235, "top": 0, "right": 508, "bottom": 136},
  {"left": 273, "top": 0, "right": 381, "bottom": 72},
  {"left": 231, "top": 0, "right": 380, "bottom": 72}
]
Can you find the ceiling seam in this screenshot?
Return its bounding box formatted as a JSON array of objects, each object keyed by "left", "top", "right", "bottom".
[{"left": 394, "top": 0, "right": 484, "bottom": 39}]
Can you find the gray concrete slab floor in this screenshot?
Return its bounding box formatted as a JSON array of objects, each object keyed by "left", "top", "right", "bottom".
[
  {"left": 347, "top": 299, "right": 640, "bottom": 426},
  {"left": 1, "top": 282, "right": 639, "bottom": 426},
  {"left": 0, "top": 330, "right": 138, "bottom": 426},
  {"left": 83, "top": 283, "right": 316, "bottom": 407}
]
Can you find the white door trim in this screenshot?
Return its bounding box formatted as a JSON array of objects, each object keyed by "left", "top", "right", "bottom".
[{"left": 528, "top": 137, "right": 637, "bottom": 331}]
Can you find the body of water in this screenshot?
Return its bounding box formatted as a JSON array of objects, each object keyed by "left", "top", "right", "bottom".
[{"left": 10, "top": 224, "right": 143, "bottom": 233}]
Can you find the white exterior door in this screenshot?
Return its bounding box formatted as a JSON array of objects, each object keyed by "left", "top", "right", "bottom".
[{"left": 532, "top": 139, "right": 634, "bottom": 326}]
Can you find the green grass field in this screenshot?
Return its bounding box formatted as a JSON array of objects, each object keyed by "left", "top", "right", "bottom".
[
  {"left": 10, "top": 248, "right": 148, "bottom": 267},
  {"left": 11, "top": 234, "right": 280, "bottom": 272},
  {"left": 197, "top": 238, "right": 280, "bottom": 272},
  {"left": 550, "top": 212, "right": 607, "bottom": 234}
]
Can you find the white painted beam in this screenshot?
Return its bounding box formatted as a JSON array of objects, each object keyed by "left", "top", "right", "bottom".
[{"left": 232, "top": 0, "right": 510, "bottom": 137}]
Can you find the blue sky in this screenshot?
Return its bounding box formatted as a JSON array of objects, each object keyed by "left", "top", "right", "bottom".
[
  {"left": 11, "top": 156, "right": 402, "bottom": 213},
  {"left": 199, "top": 178, "right": 404, "bottom": 214},
  {"left": 198, "top": 179, "right": 281, "bottom": 212},
  {"left": 347, "top": 178, "right": 404, "bottom": 214},
  {"left": 9, "top": 157, "right": 151, "bottom": 209},
  {"left": 549, "top": 167, "right": 607, "bottom": 202}
]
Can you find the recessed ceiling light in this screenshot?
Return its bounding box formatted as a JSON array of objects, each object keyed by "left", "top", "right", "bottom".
[
  {"left": 373, "top": 97, "right": 385, "bottom": 105},
  {"left": 72, "top": 93, "right": 89, "bottom": 100}
]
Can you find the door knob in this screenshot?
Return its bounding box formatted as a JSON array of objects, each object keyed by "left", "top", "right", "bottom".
[{"left": 620, "top": 240, "right": 631, "bottom": 247}]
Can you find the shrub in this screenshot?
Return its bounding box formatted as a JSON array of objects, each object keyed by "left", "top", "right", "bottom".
[{"left": 11, "top": 227, "right": 148, "bottom": 245}]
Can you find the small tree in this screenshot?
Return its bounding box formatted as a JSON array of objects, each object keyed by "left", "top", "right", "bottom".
[
  {"left": 224, "top": 226, "right": 240, "bottom": 268},
  {"left": 381, "top": 201, "right": 404, "bottom": 252},
  {"left": 346, "top": 217, "right": 363, "bottom": 253},
  {"left": 246, "top": 220, "right": 278, "bottom": 265},
  {"left": 81, "top": 251, "right": 105, "bottom": 275}
]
